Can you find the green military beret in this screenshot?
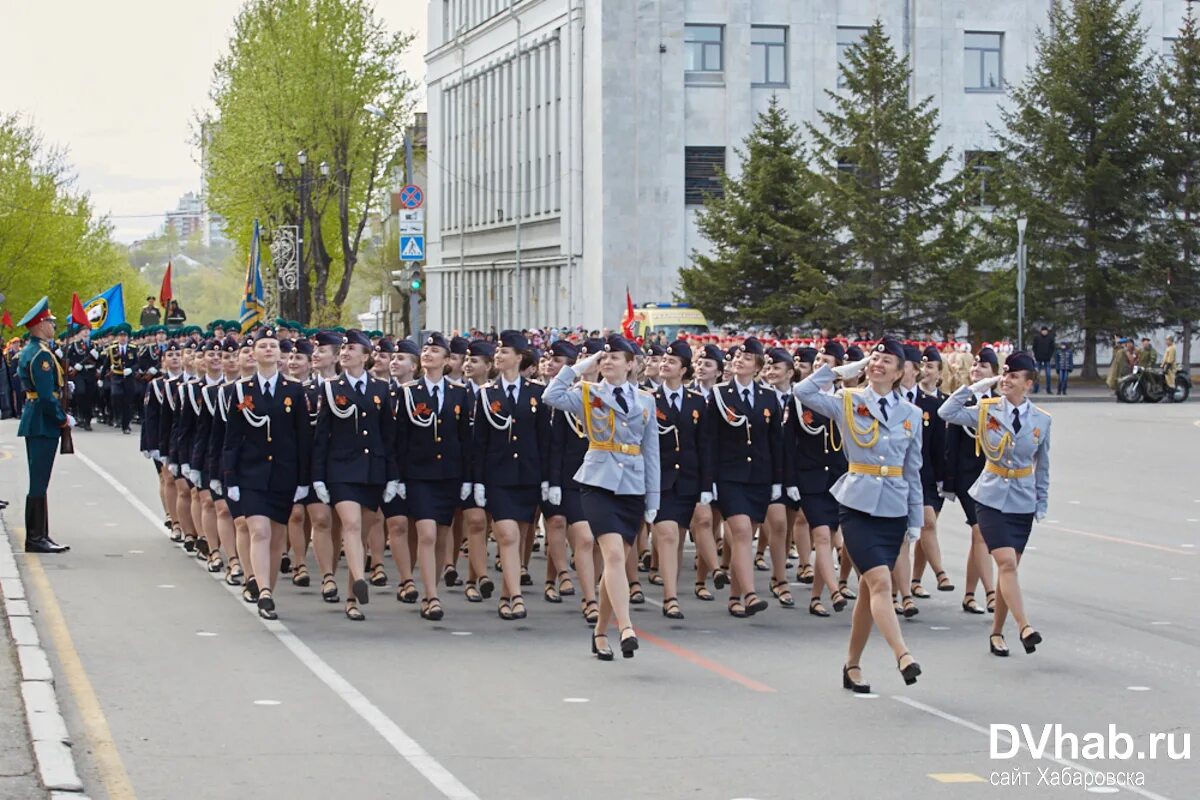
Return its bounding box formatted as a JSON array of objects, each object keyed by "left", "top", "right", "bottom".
[{"left": 114, "top": 323, "right": 132, "bottom": 335}]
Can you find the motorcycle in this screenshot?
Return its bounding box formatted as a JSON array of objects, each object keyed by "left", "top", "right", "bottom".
[{"left": 1116, "top": 365, "right": 1191, "bottom": 403}]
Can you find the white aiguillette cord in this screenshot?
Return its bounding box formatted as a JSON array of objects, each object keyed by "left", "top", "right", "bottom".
[
  {"left": 479, "top": 385, "right": 514, "bottom": 431},
  {"left": 403, "top": 384, "right": 438, "bottom": 435},
  {"left": 235, "top": 380, "right": 271, "bottom": 441},
  {"left": 324, "top": 377, "right": 360, "bottom": 434}
]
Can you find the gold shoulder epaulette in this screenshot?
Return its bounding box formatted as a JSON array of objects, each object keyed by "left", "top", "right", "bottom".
[
  {"left": 638, "top": 388, "right": 654, "bottom": 398},
  {"left": 1034, "top": 405, "right": 1051, "bottom": 417},
  {"left": 980, "top": 396, "right": 1002, "bottom": 408}
]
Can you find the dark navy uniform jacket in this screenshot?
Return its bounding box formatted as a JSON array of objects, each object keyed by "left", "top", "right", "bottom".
[
  {"left": 393, "top": 378, "right": 474, "bottom": 482},
  {"left": 653, "top": 385, "right": 708, "bottom": 496},
  {"left": 942, "top": 391, "right": 991, "bottom": 496},
  {"left": 140, "top": 376, "right": 165, "bottom": 453},
  {"left": 702, "top": 380, "right": 783, "bottom": 486},
  {"left": 785, "top": 394, "right": 848, "bottom": 494},
  {"left": 472, "top": 379, "right": 551, "bottom": 487},
  {"left": 206, "top": 384, "right": 236, "bottom": 486},
  {"left": 549, "top": 406, "right": 589, "bottom": 491},
  {"left": 171, "top": 378, "right": 203, "bottom": 468},
  {"left": 311, "top": 374, "right": 397, "bottom": 486},
  {"left": 222, "top": 376, "right": 312, "bottom": 492},
  {"left": 107, "top": 344, "right": 138, "bottom": 393},
  {"left": 913, "top": 387, "right": 947, "bottom": 494},
  {"left": 190, "top": 380, "right": 224, "bottom": 478}
]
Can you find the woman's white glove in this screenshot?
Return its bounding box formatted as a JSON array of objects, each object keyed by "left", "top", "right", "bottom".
[
  {"left": 644, "top": 509, "right": 657, "bottom": 524},
  {"left": 786, "top": 486, "right": 801, "bottom": 502},
  {"left": 167, "top": 463, "right": 179, "bottom": 478},
  {"left": 833, "top": 357, "right": 871, "bottom": 380},
  {"left": 547, "top": 486, "right": 562, "bottom": 506},
  {"left": 460, "top": 483, "right": 472, "bottom": 501},
  {"left": 66, "top": 414, "right": 76, "bottom": 428},
  {"left": 293, "top": 486, "right": 309, "bottom": 503},
  {"left": 473, "top": 483, "right": 487, "bottom": 507},
  {"left": 711, "top": 483, "right": 719, "bottom": 501},
  {"left": 189, "top": 468, "right": 203, "bottom": 485},
  {"left": 699, "top": 491, "right": 713, "bottom": 506},
  {"left": 209, "top": 479, "right": 222, "bottom": 494},
  {"left": 151, "top": 450, "right": 162, "bottom": 462},
  {"left": 313, "top": 482, "right": 330, "bottom": 504},
  {"left": 575, "top": 351, "right": 603, "bottom": 373},
  {"left": 770, "top": 484, "right": 782, "bottom": 502},
  {"left": 123, "top": 368, "right": 133, "bottom": 376},
  {"left": 540, "top": 481, "right": 550, "bottom": 501},
  {"left": 905, "top": 527, "right": 922, "bottom": 543},
  {"left": 141, "top": 450, "right": 151, "bottom": 459},
  {"left": 227, "top": 486, "right": 241, "bottom": 502},
  {"left": 1035, "top": 510, "right": 1047, "bottom": 522},
  {"left": 969, "top": 375, "right": 1001, "bottom": 393}
]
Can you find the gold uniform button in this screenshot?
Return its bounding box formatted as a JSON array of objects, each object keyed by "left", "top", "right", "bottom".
[
  {"left": 512, "top": 435, "right": 518, "bottom": 441},
  {"left": 267, "top": 437, "right": 272, "bottom": 443},
  {"left": 436, "top": 454, "right": 442, "bottom": 460},
  {"left": 436, "top": 437, "right": 442, "bottom": 443}
]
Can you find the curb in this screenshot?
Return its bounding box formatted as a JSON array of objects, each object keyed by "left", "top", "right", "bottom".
[{"left": 0, "top": 514, "right": 90, "bottom": 798}]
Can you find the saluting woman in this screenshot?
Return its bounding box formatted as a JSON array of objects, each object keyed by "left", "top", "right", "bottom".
[
  {"left": 939, "top": 352, "right": 1050, "bottom": 657},
  {"left": 221, "top": 327, "right": 312, "bottom": 620},
  {"left": 793, "top": 337, "right": 924, "bottom": 691},
  {"left": 472, "top": 330, "right": 551, "bottom": 621},
  {"left": 311, "top": 330, "right": 399, "bottom": 621},
  {"left": 544, "top": 335, "right": 659, "bottom": 660},
  {"left": 703, "top": 337, "right": 782, "bottom": 619},
  {"left": 393, "top": 333, "right": 474, "bottom": 622}
]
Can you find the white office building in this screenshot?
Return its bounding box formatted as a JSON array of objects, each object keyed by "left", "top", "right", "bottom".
[{"left": 422, "top": 0, "right": 1190, "bottom": 332}]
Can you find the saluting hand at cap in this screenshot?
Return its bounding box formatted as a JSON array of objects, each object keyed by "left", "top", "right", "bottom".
[
  {"left": 969, "top": 375, "right": 1002, "bottom": 393},
  {"left": 832, "top": 356, "right": 872, "bottom": 381}
]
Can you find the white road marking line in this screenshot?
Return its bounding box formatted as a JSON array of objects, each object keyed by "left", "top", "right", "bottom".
[
  {"left": 195, "top": 631, "right": 218, "bottom": 637},
  {"left": 156, "top": 584, "right": 175, "bottom": 589},
  {"left": 854, "top": 693, "right": 879, "bottom": 699},
  {"left": 1150, "top": 621, "right": 1172, "bottom": 626},
  {"left": 1085, "top": 787, "right": 1120, "bottom": 795},
  {"left": 1069, "top": 500, "right": 1081, "bottom": 504},
  {"left": 128, "top": 550, "right": 143, "bottom": 554},
  {"left": 929, "top": 626, "right": 951, "bottom": 630},
  {"left": 73, "top": 449, "right": 481, "bottom": 800},
  {"left": 1182, "top": 544, "right": 1196, "bottom": 548},
  {"left": 449, "top": 631, "right": 472, "bottom": 636},
  {"left": 1127, "top": 686, "right": 1152, "bottom": 692},
  {"left": 562, "top": 697, "right": 589, "bottom": 703},
  {"left": 1168, "top": 576, "right": 1187, "bottom": 581},
  {"left": 253, "top": 700, "right": 281, "bottom": 706},
  {"left": 893, "top": 696, "right": 1173, "bottom": 800}
]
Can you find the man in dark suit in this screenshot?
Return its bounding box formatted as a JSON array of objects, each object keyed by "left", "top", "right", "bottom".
[{"left": 107, "top": 323, "right": 139, "bottom": 433}]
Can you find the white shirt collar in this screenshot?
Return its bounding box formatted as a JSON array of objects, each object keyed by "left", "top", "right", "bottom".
[
  {"left": 1002, "top": 396, "right": 1031, "bottom": 419},
  {"left": 257, "top": 372, "right": 278, "bottom": 392},
  {"left": 733, "top": 377, "right": 755, "bottom": 395},
  {"left": 424, "top": 376, "right": 444, "bottom": 394},
  {"left": 502, "top": 376, "right": 522, "bottom": 394},
  {"left": 205, "top": 375, "right": 222, "bottom": 386},
  {"left": 864, "top": 384, "right": 898, "bottom": 406}
]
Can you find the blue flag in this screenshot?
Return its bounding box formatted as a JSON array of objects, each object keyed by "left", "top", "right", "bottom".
[
  {"left": 239, "top": 219, "right": 266, "bottom": 334},
  {"left": 84, "top": 284, "right": 125, "bottom": 330}
]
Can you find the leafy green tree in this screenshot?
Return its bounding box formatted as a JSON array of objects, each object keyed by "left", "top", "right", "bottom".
[
  {"left": 1145, "top": 8, "right": 1200, "bottom": 369},
  {"left": 679, "top": 97, "right": 839, "bottom": 329},
  {"left": 0, "top": 113, "right": 146, "bottom": 330},
  {"left": 200, "top": 0, "right": 416, "bottom": 324},
  {"left": 807, "top": 21, "right": 975, "bottom": 336},
  {"left": 992, "top": 0, "right": 1154, "bottom": 377}
]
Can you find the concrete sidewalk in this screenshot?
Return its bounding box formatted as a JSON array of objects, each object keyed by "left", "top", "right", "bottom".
[{"left": 0, "top": 560, "right": 47, "bottom": 800}]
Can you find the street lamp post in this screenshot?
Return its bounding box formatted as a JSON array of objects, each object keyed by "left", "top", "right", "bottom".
[
  {"left": 274, "top": 151, "right": 329, "bottom": 325},
  {"left": 1016, "top": 216, "right": 1028, "bottom": 352}
]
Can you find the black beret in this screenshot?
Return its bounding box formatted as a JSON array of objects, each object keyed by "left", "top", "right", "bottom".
[
  {"left": 277, "top": 338, "right": 294, "bottom": 353},
  {"left": 549, "top": 340, "right": 578, "bottom": 360},
  {"left": 221, "top": 336, "right": 239, "bottom": 353},
  {"left": 1004, "top": 351, "right": 1038, "bottom": 373},
  {"left": 424, "top": 332, "right": 450, "bottom": 351},
  {"left": 395, "top": 339, "right": 420, "bottom": 357},
  {"left": 766, "top": 346, "right": 792, "bottom": 366},
  {"left": 646, "top": 343, "right": 666, "bottom": 357},
  {"left": 724, "top": 346, "right": 739, "bottom": 362},
  {"left": 737, "top": 337, "right": 765, "bottom": 356},
  {"left": 199, "top": 339, "right": 219, "bottom": 353},
  {"left": 344, "top": 329, "right": 372, "bottom": 350},
  {"left": 450, "top": 335, "right": 470, "bottom": 355},
  {"left": 252, "top": 326, "right": 278, "bottom": 342},
  {"left": 374, "top": 337, "right": 397, "bottom": 354},
  {"left": 820, "top": 341, "right": 846, "bottom": 361},
  {"left": 845, "top": 345, "right": 865, "bottom": 362},
  {"left": 794, "top": 346, "right": 817, "bottom": 364},
  {"left": 164, "top": 341, "right": 181, "bottom": 352},
  {"left": 579, "top": 338, "right": 606, "bottom": 356},
  {"left": 604, "top": 335, "right": 637, "bottom": 355},
  {"left": 903, "top": 344, "right": 923, "bottom": 364},
  {"left": 467, "top": 340, "right": 496, "bottom": 359},
  {"left": 238, "top": 336, "right": 254, "bottom": 351},
  {"left": 499, "top": 329, "right": 529, "bottom": 351},
  {"left": 921, "top": 346, "right": 942, "bottom": 364},
  {"left": 665, "top": 340, "right": 692, "bottom": 364},
  {"left": 293, "top": 339, "right": 313, "bottom": 357},
  {"left": 976, "top": 347, "right": 999, "bottom": 369},
  {"left": 700, "top": 344, "right": 724, "bottom": 364},
  {"left": 314, "top": 330, "right": 345, "bottom": 349},
  {"left": 873, "top": 337, "right": 906, "bottom": 362}
]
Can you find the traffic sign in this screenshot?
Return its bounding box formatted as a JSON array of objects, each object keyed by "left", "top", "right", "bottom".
[
  {"left": 400, "top": 235, "right": 425, "bottom": 261},
  {"left": 399, "top": 184, "right": 424, "bottom": 209},
  {"left": 399, "top": 208, "right": 424, "bottom": 222},
  {"left": 398, "top": 221, "right": 424, "bottom": 235}
]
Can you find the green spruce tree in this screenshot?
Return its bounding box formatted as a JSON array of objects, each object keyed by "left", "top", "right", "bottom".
[
  {"left": 679, "top": 96, "right": 838, "bottom": 330},
  {"left": 807, "top": 20, "right": 975, "bottom": 336},
  {"left": 1145, "top": 7, "right": 1200, "bottom": 370},
  {"left": 993, "top": 0, "right": 1154, "bottom": 377}
]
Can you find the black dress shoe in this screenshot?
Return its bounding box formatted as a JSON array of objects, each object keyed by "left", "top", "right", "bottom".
[{"left": 25, "top": 537, "right": 70, "bottom": 554}]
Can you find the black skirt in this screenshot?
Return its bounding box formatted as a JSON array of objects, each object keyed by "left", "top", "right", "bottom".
[
  {"left": 975, "top": 503, "right": 1034, "bottom": 554},
  {"left": 922, "top": 482, "right": 945, "bottom": 514},
  {"left": 487, "top": 484, "right": 540, "bottom": 524},
  {"left": 715, "top": 480, "right": 770, "bottom": 523},
  {"left": 329, "top": 482, "right": 383, "bottom": 512},
  {"left": 838, "top": 506, "right": 905, "bottom": 573},
  {"left": 580, "top": 486, "right": 644, "bottom": 544},
  {"left": 657, "top": 487, "right": 699, "bottom": 527},
  {"left": 238, "top": 488, "right": 293, "bottom": 525},
  {"left": 408, "top": 479, "right": 462, "bottom": 526},
  {"left": 542, "top": 486, "right": 587, "bottom": 526},
  {"left": 799, "top": 490, "right": 840, "bottom": 531}
]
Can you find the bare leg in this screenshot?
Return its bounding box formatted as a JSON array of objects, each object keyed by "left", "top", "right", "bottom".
[
  {"left": 334, "top": 501, "right": 366, "bottom": 593},
  {"left": 917, "top": 506, "right": 946, "bottom": 585},
  {"left": 793, "top": 512, "right": 812, "bottom": 576},
  {"left": 569, "top": 522, "right": 596, "bottom": 605},
  {"left": 235, "top": 516, "right": 251, "bottom": 579},
  {"left": 847, "top": 566, "right": 917, "bottom": 681},
  {"left": 268, "top": 521, "right": 287, "bottom": 591},
  {"left": 415, "top": 519, "right": 441, "bottom": 599},
  {"left": 653, "top": 521, "right": 680, "bottom": 602},
  {"left": 493, "top": 519, "right": 523, "bottom": 599},
  {"left": 286, "top": 504, "right": 309, "bottom": 575},
  {"left": 386, "top": 515, "right": 412, "bottom": 583},
  {"left": 200, "top": 492, "right": 219, "bottom": 556},
  {"left": 215, "top": 499, "right": 234, "bottom": 562},
  {"left": 690, "top": 503, "right": 720, "bottom": 584},
  {"left": 462, "top": 508, "right": 488, "bottom": 587},
  {"left": 766, "top": 504, "right": 789, "bottom": 589},
  {"left": 309, "top": 503, "right": 335, "bottom": 579},
  {"left": 991, "top": 549, "right": 1030, "bottom": 634},
  {"left": 365, "top": 509, "right": 385, "bottom": 573},
  {"left": 725, "top": 515, "right": 756, "bottom": 601},
  {"left": 594, "top": 534, "right": 633, "bottom": 635},
  {"left": 544, "top": 514, "right": 569, "bottom": 588},
  {"left": 247, "top": 515, "right": 275, "bottom": 593},
  {"left": 810, "top": 525, "right": 838, "bottom": 600}
]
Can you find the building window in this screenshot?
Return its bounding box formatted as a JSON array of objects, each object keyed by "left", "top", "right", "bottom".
[
  {"left": 685, "top": 24, "right": 724, "bottom": 82},
  {"left": 685, "top": 146, "right": 725, "bottom": 205},
  {"left": 837, "top": 27, "right": 868, "bottom": 88},
  {"left": 751, "top": 26, "right": 788, "bottom": 86},
  {"left": 966, "top": 151, "right": 1000, "bottom": 208},
  {"left": 964, "top": 32, "right": 1003, "bottom": 91}
]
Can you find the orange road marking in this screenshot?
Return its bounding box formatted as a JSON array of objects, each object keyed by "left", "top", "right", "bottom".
[
  {"left": 636, "top": 629, "right": 776, "bottom": 693},
  {"left": 1038, "top": 522, "right": 1196, "bottom": 555}
]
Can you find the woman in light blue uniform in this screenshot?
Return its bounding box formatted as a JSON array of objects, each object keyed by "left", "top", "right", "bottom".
[
  {"left": 544, "top": 335, "right": 660, "bottom": 661},
  {"left": 938, "top": 352, "right": 1050, "bottom": 657},
  {"left": 793, "top": 337, "right": 924, "bottom": 691}
]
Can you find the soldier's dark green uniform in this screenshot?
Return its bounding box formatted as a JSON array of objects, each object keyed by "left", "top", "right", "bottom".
[{"left": 16, "top": 297, "right": 70, "bottom": 553}]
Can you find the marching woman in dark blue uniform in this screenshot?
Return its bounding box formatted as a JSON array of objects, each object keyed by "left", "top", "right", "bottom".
[
  {"left": 908, "top": 346, "right": 954, "bottom": 600},
  {"left": 457, "top": 340, "right": 497, "bottom": 602},
  {"left": 939, "top": 352, "right": 1052, "bottom": 657},
  {"left": 472, "top": 330, "right": 551, "bottom": 621},
  {"left": 221, "top": 327, "right": 312, "bottom": 620},
  {"left": 311, "top": 329, "right": 399, "bottom": 621},
  {"left": 942, "top": 347, "right": 1000, "bottom": 614},
  {"left": 761, "top": 345, "right": 801, "bottom": 608},
  {"left": 703, "top": 337, "right": 782, "bottom": 618},
  {"left": 648, "top": 340, "right": 708, "bottom": 619},
  {"left": 794, "top": 337, "right": 924, "bottom": 691},
  {"left": 544, "top": 335, "right": 660, "bottom": 659},
  {"left": 787, "top": 342, "right": 850, "bottom": 617},
  {"left": 202, "top": 336, "right": 241, "bottom": 581},
  {"left": 393, "top": 333, "right": 474, "bottom": 621},
  {"left": 688, "top": 343, "right": 728, "bottom": 602}
]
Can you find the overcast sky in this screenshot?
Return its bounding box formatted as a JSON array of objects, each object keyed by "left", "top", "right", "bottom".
[{"left": 0, "top": 0, "right": 427, "bottom": 243}]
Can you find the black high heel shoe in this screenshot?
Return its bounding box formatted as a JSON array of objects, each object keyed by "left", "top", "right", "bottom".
[
  {"left": 1020, "top": 625, "right": 1042, "bottom": 654},
  {"left": 897, "top": 652, "right": 922, "bottom": 685},
  {"left": 989, "top": 633, "right": 1009, "bottom": 657},
  {"left": 257, "top": 590, "right": 277, "bottom": 621},
  {"left": 620, "top": 627, "right": 639, "bottom": 659},
  {"left": 842, "top": 664, "right": 871, "bottom": 693},
  {"left": 592, "top": 633, "right": 614, "bottom": 661}
]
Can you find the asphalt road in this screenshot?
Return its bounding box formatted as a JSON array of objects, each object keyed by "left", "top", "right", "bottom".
[{"left": 1, "top": 399, "right": 1197, "bottom": 800}]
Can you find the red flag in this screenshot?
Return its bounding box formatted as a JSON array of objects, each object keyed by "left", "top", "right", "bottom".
[
  {"left": 621, "top": 288, "right": 635, "bottom": 338},
  {"left": 1, "top": 309, "right": 12, "bottom": 329},
  {"left": 71, "top": 293, "right": 90, "bottom": 327},
  {"left": 159, "top": 261, "right": 173, "bottom": 307}
]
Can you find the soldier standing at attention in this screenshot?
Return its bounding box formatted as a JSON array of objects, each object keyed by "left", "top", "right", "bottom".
[
  {"left": 108, "top": 323, "right": 138, "bottom": 434},
  {"left": 17, "top": 297, "right": 72, "bottom": 553}
]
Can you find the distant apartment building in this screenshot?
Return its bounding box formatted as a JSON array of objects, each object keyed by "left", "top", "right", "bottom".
[
  {"left": 422, "top": 0, "right": 1192, "bottom": 331},
  {"left": 164, "top": 191, "right": 205, "bottom": 241}
]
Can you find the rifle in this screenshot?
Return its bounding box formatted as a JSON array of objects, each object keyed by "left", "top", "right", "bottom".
[{"left": 58, "top": 352, "right": 74, "bottom": 455}]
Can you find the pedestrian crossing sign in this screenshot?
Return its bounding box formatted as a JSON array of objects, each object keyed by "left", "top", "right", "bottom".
[{"left": 400, "top": 235, "right": 425, "bottom": 262}]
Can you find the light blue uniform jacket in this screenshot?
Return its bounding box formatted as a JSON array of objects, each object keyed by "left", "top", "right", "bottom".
[
  {"left": 793, "top": 364, "right": 924, "bottom": 529},
  {"left": 544, "top": 366, "right": 661, "bottom": 513},
  {"left": 938, "top": 386, "right": 1051, "bottom": 517}
]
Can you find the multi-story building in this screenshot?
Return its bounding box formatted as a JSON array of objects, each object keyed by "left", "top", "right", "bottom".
[
  {"left": 423, "top": 0, "right": 1191, "bottom": 332},
  {"left": 164, "top": 191, "right": 205, "bottom": 241}
]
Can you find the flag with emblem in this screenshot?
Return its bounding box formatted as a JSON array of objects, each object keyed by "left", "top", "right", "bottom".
[
  {"left": 239, "top": 219, "right": 266, "bottom": 334},
  {"left": 83, "top": 284, "right": 126, "bottom": 329}
]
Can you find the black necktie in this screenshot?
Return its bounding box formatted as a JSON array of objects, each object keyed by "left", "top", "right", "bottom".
[
  {"left": 614, "top": 387, "right": 628, "bottom": 413},
  {"left": 671, "top": 392, "right": 680, "bottom": 413},
  {"left": 907, "top": 390, "right": 915, "bottom": 403},
  {"left": 1012, "top": 408, "right": 1021, "bottom": 433},
  {"left": 356, "top": 379, "right": 364, "bottom": 396},
  {"left": 507, "top": 384, "right": 517, "bottom": 407},
  {"left": 742, "top": 388, "right": 752, "bottom": 410},
  {"left": 878, "top": 397, "right": 889, "bottom": 421},
  {"left": 264, "top": 381, "right": 273, "bottom": 399},
  {"left": 431, "top": 383, "right": 440, "bottom": 413}
]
